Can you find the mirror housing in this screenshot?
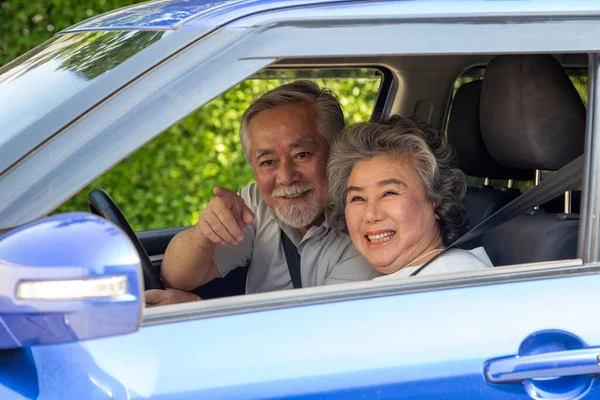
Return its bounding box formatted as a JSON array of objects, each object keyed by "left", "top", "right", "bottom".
[{"left": 0, "top": 212, "right": 142, "bottom": 349}]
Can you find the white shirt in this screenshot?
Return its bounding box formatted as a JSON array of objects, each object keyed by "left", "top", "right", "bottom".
[
  {"left": 374, "top": 247, "right": 493, "bottom": 280},
  {"left": 213, "top": 183, "right": 380, "bottom": 293}
]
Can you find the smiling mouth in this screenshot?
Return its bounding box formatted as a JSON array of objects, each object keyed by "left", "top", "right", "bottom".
[
  {"left": 366, "top": 231, "right": 396, "bottom": 243},
  {"left": 278, "top": 189, "right": 312, "bottom": 199}
]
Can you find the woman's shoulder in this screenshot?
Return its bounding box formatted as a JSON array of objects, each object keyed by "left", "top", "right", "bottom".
[
  {"left": 447, "top": 247, "right": 492, "bottom": 264},
  {"left": 420, "top": 247, "right": 493, "bottom": 275}
]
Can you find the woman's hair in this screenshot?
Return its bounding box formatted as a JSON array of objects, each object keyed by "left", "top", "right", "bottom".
[
  {"left": 327, "top": 116, "right": 468, "bottom": 246},
  {"left": 239, "top": 80, "right": 345, "bottom": 161}
]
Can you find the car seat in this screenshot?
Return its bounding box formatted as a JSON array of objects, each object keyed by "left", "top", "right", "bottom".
[
  {"left": 446, "top": 79, "right": 533, "bottom": 228},
  {"left": 478, "top": 54, "right": 586, "bottom": 266}
]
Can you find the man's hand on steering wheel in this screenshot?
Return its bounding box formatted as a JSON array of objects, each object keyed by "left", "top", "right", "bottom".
[{"left": 145, "top": 288, "right": 201, "bottom": 307}]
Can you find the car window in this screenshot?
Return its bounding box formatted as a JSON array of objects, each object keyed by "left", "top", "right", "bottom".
[
  {"left": 52, "top": 68, "right": 385, "bottom": 230},
  {"left": 0, "top": 31, "right": 167, "bottom": 151},
  {"left": 569, "top": 69, "right": 588, "bottom": 106}
]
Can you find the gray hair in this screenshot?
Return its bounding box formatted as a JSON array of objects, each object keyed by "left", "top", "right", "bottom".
[
  {"left": 327, "top": 116, "right": 468, "bottom": 246},
  {"left": 239, "top": 80, "right": 345, "bottom": 161}
]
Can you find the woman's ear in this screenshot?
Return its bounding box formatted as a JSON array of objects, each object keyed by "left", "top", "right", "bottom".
[{"left": 432, "top": 201, "right": 441, "bottom": 220}]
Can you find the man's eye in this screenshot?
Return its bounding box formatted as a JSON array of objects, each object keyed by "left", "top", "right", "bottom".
[
  {"left": 260, "top": 160, "right": 274, "bottom": 167},
  {"left": 296, "top": 152, "right": 309, "bottom": 159}
]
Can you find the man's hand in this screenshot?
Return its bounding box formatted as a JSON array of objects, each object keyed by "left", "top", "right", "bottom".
[
  {"left": 197, "top": 186, "right": 254, "bottom": 246},
  {"left": 145, "top": 288, "right": 201, "bottom": 307}
]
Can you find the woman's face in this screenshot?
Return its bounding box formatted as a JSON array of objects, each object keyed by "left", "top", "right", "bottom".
[{"left": 345, "top": 154, "right": 442, "bottom": 274}]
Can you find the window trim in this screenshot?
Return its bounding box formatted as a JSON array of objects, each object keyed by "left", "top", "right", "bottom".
[
  {"left": 262, "top": 64, "right": 395, "bottom": 121},
  {"left": 143, "top": 258, "right": 585, "bottom": 326}
]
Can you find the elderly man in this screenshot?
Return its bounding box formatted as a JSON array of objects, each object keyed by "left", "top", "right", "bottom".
[{"left": 146, "top": 81, "right": 378, "bottom": 306}]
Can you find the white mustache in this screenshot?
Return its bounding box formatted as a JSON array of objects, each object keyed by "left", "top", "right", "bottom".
[{"left": 272, "top": 184, "right": 315, "bottom": 198}]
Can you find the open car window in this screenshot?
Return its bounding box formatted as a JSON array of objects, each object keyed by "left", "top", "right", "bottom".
[{"left": 53, "top": 68, "right": 386, "bottom": 231}]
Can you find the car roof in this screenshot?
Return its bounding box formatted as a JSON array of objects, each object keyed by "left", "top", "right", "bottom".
[
  {"left": 62, "top": 0, "right": 600, "bottom": 33},
  {"left": 61, "top": 0, "right": 354, "bottom": 33}
]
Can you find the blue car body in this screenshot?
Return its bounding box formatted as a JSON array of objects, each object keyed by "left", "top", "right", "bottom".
[{"left": 2, "top": 0, "right": 600, "bottom": 399}]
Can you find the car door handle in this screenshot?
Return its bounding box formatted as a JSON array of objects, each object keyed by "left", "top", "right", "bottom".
[{"left": 484, "top": 347, "right": 600, "bottom": 384}]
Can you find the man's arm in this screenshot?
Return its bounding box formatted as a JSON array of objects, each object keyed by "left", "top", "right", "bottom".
[
  {"left": 160, "top": 225, "right": 221, "bottom": 290},
  {"left": 157, "top": 186, "right": 254, "bottom": 291}
]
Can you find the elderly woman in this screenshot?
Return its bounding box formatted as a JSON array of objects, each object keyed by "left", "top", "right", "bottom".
[{"left": 327, "top": 116, "right": 492, "bottom": 279}]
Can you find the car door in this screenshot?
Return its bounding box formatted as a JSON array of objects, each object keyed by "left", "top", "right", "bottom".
[{"left": 2, "top": 261, "right": 598, "bottom": 399}]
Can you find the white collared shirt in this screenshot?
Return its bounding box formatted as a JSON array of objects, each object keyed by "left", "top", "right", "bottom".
[{"left": 373, "top": 247, "right": 493, "bottom": 280}]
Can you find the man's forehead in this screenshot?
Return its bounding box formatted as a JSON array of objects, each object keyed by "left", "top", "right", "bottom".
[
  {"left": 249, "top": 104, "right": 316, "bottom": 131},
  {"left": 248, "top": 105, "right": 322, "bottom": 149}
]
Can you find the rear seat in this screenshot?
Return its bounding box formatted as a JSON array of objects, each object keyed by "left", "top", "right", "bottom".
[
  {"left": 478, "top": 54, "right": 586, "bottom": 266},
  {"left": 446, "top": 80, "right": 533, "bottom": 229}
]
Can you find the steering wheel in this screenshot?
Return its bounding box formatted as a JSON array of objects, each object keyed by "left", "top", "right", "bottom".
[{"left": 87, "top": 189, "right": 165, "bottom": 290}]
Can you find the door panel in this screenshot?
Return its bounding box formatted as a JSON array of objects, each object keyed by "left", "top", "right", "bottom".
[{"left": 7, "top": 272, "right": 600, "bottom": 399}]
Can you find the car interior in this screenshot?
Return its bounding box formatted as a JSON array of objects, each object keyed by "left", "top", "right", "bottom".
[{"left": 75, "top": 52, "right": 590, "bottom": 299}]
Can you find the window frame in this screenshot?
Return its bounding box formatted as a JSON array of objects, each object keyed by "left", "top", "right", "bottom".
[{"left": 142, "top": 9, "right": 600, "bottom": 320}]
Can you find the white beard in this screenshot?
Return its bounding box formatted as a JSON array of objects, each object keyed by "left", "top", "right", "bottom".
[{"left": 272, "top": 184, "right": 322, "bottom": 228}]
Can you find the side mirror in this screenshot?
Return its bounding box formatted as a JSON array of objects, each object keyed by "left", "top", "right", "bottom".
[{"left": 0, "top": 212, "right": 142, "bottom": 349}]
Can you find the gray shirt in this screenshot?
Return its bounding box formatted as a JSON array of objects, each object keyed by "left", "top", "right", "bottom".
[{"left": 213, "top": 183, "right": 380, "bottom": 293}]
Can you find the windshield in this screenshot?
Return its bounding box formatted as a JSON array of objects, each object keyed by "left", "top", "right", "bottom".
[{"left": 0, "top": 30, "right": 166, "bottom": 151}]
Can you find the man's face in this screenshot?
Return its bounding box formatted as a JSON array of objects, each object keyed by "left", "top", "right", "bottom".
[{"left": 247, "top": 102, "right": 330, "bottom": 230}]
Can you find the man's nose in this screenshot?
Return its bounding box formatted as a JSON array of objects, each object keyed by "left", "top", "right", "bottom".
[{"left": 277, "top": 159, "right": 300, "bottom": 185}]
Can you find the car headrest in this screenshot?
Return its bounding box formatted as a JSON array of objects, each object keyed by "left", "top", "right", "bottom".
[
  {"left": 447, "top": 80, "right": 533, "bottom": 180},
  {"left": 480, "top": 55, "right": 586, "bottom": 171}
]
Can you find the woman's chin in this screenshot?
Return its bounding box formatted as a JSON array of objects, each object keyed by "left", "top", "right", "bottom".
[{"left": 367, "top": 256, "right": 402, "bottom": 275}]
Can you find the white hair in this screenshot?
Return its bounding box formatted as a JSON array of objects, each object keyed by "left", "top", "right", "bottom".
[{"left": 239, "top": 80, "right": 345, "bottom": 161}]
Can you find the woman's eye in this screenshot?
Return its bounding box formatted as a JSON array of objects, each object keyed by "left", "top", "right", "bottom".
[
  {"left": 296, "top": 152, "right": 309, "bottom": 159},
  {"left": 349, "top": 196, "right": 364, "bottom": 202},
  {"left": 383, "top": 191, "right": 397, "bottom": 197}
]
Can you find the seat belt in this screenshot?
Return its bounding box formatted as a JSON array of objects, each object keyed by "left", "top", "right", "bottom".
[
  {"left": 410, "top": 153, "right": 585, "bottom": 276},
  {"left": 281, "top": 230, "right": 302, "bottom": 288}
]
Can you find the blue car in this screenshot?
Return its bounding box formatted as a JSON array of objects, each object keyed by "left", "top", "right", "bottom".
[{"left": 2, "top": 0, "right": 600, "bottom": 398}]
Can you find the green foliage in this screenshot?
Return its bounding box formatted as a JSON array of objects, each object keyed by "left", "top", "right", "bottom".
[
  {"left": 1, "top": 0, "right": 142, "bottom": 68},
  {"left": 570, "top": 75, "right": 588, "bottom": 106}
]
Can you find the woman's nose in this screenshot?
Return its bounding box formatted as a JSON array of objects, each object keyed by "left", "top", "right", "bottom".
[{"left": 363, "top": 199, "right": 383, "bottom": 223}]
